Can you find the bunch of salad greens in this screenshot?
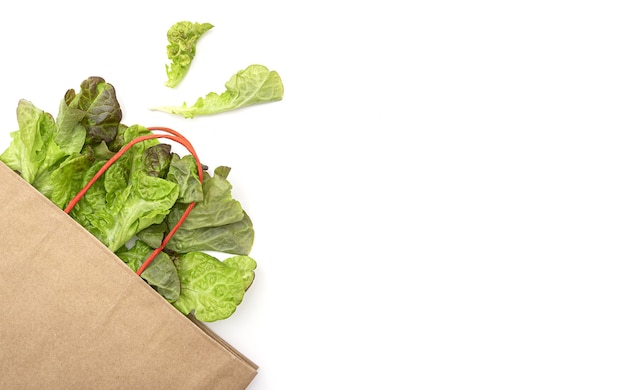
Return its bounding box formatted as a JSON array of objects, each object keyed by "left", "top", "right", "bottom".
[{"left": 0, "top": 77, "right": 256, "bottom": 322}]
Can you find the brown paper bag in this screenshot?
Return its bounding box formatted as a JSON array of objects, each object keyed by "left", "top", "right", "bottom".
[{"left": 0, "top": 162, "right": 258, "bottom": 389}]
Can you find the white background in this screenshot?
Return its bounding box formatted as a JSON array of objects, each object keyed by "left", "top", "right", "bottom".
[{"left": 2, "top": 1, "right": 626, "bottom": 389}]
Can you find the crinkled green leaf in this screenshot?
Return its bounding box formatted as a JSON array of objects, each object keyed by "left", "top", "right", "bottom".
[
  {"left": 224, "top": 255, "right": 257, "bottom": 291},
  {"left": 0, "top": 100, "right": 64, "bottom": 184},
  {"left": 153, "top": 64, "right": 284, "bottom": 118},
  {"left": 168, "top": 167, "right": 243, "bottom": 230},
  {"left": 172, "top": 251, "right": 245, "bottom": 322},
  {"left": 116, "top": 240, "right": 181, "bottom": 302},
  {"left": 165, "top": 21, "right": 213, "bottom": 88},
  {"left": 54, "top": 89, "right": 87, "bottom": 155},
  {"left": 167, "top": 212, "right": 254, "bottom": 255},
  {"left": 70, "top": 128, "right": 179, "bottom": 252},
  {"left": 136, "top": 221, "right": 168, "bottom": 249},
  {"left": 166, "top": 153, "right": 203, "bottom": 203},
  {"left": 39, "top": 149, "right": 95, "bottom": 209},
  {"left": 90, "top": 140, "right": 116, "bottom": 161}
]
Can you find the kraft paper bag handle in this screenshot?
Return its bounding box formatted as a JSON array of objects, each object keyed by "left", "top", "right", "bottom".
[{"left": 64, "top": 126, "right": 203, "bottom": 276}]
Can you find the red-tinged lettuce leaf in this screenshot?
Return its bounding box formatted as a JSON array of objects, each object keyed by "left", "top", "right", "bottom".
[
  {"left": 68, "top": 76, "right": 122, "bottom": 145},
  {"left": 143, "top": 143, "right": 173, "bottom": 178}
]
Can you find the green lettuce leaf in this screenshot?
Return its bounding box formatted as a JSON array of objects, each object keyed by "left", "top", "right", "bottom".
[
  {"left": 0, "top": 100, "right": 57, "bottom": 183},
  {"left": 136, "top": 221, "right": 169, "bottom": 249},
  {"left": 38, "top": 148, "right": 96, "bottom": 209},
  {"left": 168, "top": 167, "right": 243, "bottom": 230},
  {"left": 165, "top": 21, "right": 214, "bottom": 88},
  {"left": 153, "top": 64, "right": 284, "bottom": 118},
  {"left": 116, "top": 240, "right": 181, "bottom": 302},
  {"left": 166, "top": 212, "right": 254, "bottom": 255},
  {"left": 172, "top": 251, "right": 247, "bottom": 322},
  {"left": 224, "top": 255, "right": 257, "bottom": 291},
  {"left": 166, "top": 153, "right": 203, "bottom": 203},
  {"left": 70, "top": 126, "right": 180, "bottom": 252},
  {"left": 54, "top": 89, "right": 87, "bottom": 155}
]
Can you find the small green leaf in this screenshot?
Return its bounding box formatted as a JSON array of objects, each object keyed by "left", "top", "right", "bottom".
[
  {"left": 173, "top": 252, "right": 246, "bottom": 322},
  {"left": 165, "top": 21, "right": 214, "bottom": 88},
  {"left": 224, "top": 255, "right": 257, "bottom": 290}
]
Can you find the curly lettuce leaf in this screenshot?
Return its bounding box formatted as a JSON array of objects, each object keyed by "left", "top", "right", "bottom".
[
  {"left": 0, "top": 100, "right": 66, "bottom": 184},
  {"left": 38, "top": 148, "right": 96, "bottom": 208},
  {"left": 143, "top": 143, "right": 173, "bottom": 178},
  {"left": 54, "top": 89, "right": 87, "bottom": 155},
  {"left": 172, "top": 252, "right": 247, "bottom": 322},
  {"left": 65, "top": 76, "right": 123, "bottom": 145},
  {"left": 224, "top": 255, "right": 257, "bottom": 291},
  {"left": 165, "top": 21, "right": 213, "bottom": 88},
  {"left": 153, "top": 64, "right": 284, "bottom": 118},
  {"left": 168, "top": 167, "right": 243, "bottom": 230},
  {"left": 70, "top": 126, "right": 179, "bottom": 252}
]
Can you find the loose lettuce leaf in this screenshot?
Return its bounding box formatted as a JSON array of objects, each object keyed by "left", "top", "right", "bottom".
[
  {"left": 165, "top": 21, "right": 214, "bottom": 88},
  {"left": 153, "top": 64, "right": 284, "bottom": 118},
  {"left": 116, "top": 240, "right": 181, "bottom": 302},
  {"left": 173, "top": 252, "right": 247, "bottom": 322}
]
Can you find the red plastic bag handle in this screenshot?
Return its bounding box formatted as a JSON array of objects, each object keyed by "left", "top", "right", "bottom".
[{"left": 64, "top": 127, "right": 203, "bottom": 276}]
